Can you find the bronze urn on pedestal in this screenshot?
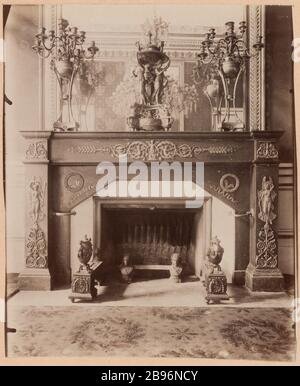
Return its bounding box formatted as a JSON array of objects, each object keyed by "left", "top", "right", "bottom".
[{"left": 204, "top": 236, "right": 229, "bottom": 304}]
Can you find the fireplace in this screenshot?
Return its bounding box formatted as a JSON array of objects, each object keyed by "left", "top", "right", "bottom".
[
  {"left": 19, "top": 130, "right": 285, "bottom": 292},
  {"left": 92, "top": 198, "right": 211, "bottom": 278}
]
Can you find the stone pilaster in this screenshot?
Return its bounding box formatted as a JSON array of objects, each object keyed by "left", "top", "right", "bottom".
[
  {"left": 245, "top": 135, "right": 284, "bottom": 291},
  {"left": 18, "top": 131, "right": 52, "bottom": 290}
]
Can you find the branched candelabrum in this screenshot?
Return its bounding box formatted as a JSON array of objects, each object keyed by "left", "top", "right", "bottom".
[
  {"left": 32, "top": 18, "right": 99, "bottom": 131},
  {"left": 193, "top": 21, "right": 263, "bottom": 131}
]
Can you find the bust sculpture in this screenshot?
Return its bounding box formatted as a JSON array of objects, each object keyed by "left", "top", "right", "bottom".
[
  {"left": 169, "top": 253, "right": 183, "bottom": 283},
  {"left": 119, "top": 254, "right": 134, "bottom": 284}
]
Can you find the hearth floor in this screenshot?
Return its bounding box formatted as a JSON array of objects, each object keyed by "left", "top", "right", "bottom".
[{"left": 7, "top": 276, "right": 293, "bottom": 308}]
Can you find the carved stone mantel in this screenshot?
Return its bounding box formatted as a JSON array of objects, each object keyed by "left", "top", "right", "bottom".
[{"left": 19, "top": 130, "right": 283, "bottom": 291}]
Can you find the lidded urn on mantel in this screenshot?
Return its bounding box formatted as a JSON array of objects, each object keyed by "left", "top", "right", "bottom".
[{"left": 127, "top": 18, "right": 173, "bottom": 132}]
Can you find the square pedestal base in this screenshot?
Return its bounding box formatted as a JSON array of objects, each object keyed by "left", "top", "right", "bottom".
[
  {"left": 245, "top": 264, "right": 284, "bottom": 292},
  {"left": 18, "top": 268, "right": 51, "bottom": 290}
]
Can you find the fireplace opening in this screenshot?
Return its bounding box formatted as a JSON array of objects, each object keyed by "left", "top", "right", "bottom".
[{"left": 96, "top": 203, "right": 207, "bottom": 279}]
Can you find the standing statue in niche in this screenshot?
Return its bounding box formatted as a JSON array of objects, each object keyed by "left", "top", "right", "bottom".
[{"left": 258, "top": 176, "right": 277, "bottom": 225}]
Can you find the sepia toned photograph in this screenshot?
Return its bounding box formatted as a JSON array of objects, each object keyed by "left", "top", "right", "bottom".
[{"left": 2, "top": 2, "right": 298, "bottom": 364}]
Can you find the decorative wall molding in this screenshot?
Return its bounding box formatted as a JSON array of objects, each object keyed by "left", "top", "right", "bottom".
[
  {"left": 256, "top": 142, "right": 278, "bottom": 159},
  {"left": 68, "top": 140, "right": 238, "bottom": 161},
  {"left": 248, "top": 5, "right": 265, "bottom": 131}
]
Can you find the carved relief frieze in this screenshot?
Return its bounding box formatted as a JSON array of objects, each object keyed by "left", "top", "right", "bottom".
[
  {"left": 256, "top": 142, "right": 278, "bottom": 159},
  {"left": 69, "top": 184, "right": 96, "bottom": 207},
  {"left": 68, "top": 140, "right": 238, "bottom": 161},
  {"left": 255, "top": 176, "right": 278, "bottom": 269},
  {"left": 25, "top": 141, "right": 48, "bottom": 161},
  {"left": 207, "top": 182, "right": 238, "bottom": 204},
  {"left": 26, "top": 177, "right": 48, "bottom": 268}
]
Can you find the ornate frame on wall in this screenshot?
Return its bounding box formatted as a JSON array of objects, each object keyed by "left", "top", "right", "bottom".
[{"left": 39, "top": 4, "right": 265, "bottom": 132}]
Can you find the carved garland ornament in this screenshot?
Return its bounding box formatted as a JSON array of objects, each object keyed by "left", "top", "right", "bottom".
[
  {"left": 25, "top": 141, "right": 48, "bottom": 160},
  {"left": 68, "top": 140, "right": 238, "bottom": 161},
  {"left": 256, "top": 176, "right": 278, "bottom": 269},
  {"left": 26, "top": 177, "right": 48, "bottom": 268},
  {"left": 256, "top": 142, "right": 278, "bottom": 159}
]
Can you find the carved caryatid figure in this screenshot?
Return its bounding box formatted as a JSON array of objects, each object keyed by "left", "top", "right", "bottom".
[
  {"left": 258, "top": 176, "right": 277, "bottom": 224},
  {"left": 29, "top": 178, "right": 45, "bottom": 225}
]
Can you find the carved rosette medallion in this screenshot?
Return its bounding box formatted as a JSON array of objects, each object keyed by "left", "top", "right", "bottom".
[
  {"left": 68, "top": 140, "right": 238, "bottom": 161},
  {"left": 256, "top": 142, "right": 278, "bottom": 159},
  {"left": 255, "top": 176, "right": 278, "bottom": 269},
  {"left": 64, "top": 173, "right": 85, "bottom": 193},
  {"left": 26, "top": 177, "right": 48, "bottom": 268},
  {"left": 219, "top": 174, "right": 240, "bottom": 193},
  {"left": 25, "top": 141, "right": 48, "bottom": 160}
]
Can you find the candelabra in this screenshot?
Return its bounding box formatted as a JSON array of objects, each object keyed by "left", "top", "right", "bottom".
[
  {"left": 32, "top": 18, "right": 99, "bottom": 131},
  {"left": 194, "top": 21, "right": 263, "bottom": 131}
]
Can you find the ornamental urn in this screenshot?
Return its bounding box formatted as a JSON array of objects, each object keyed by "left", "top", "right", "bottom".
[
  {"left": 55, "top": 59, "right": 74, "bottom": 79},
  {"left": 222, "top": 56, "right": 240, "bottom": 78},
  {"left": 207, "top": 236, "right": 224, "bottom": 267},
  {"left": 77, "top": 235, "right": 93, "bottom": 268}
]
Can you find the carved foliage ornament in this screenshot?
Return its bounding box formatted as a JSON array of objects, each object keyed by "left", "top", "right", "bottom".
[
  {"left": 256, "top": 142, "right": 278, "bottom": 159},
  {"left": 25, "top": 141, "right": 48, "bottom": 160},
  {"left": 26, "top": 225, "right": 47, "bottom": 268},
  {"left": 256, "top": 176, "right": 278, "bottom": 269},
  {"left": 68, "top": 140, "right": 238, "bottom": 161}
]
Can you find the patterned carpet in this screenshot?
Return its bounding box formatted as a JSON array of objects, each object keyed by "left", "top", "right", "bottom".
[{"left": 7, "top": 306, "right": 296, "bottom": 361}]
